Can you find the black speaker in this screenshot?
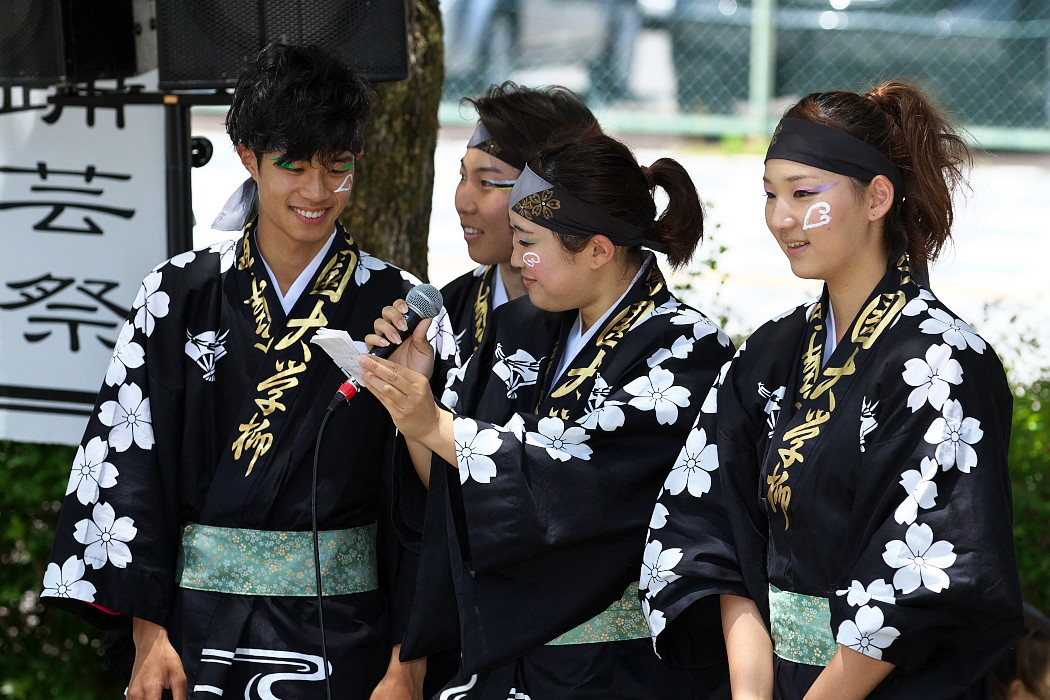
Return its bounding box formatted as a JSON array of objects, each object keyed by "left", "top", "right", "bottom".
[
  {"left": 155, "top": 0, "right": 410, "bottom": 90},
  {"left": 0, "top": 0, "right": 156, "bottom": 87}
]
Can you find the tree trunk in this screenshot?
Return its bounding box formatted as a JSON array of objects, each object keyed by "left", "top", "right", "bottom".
[{"left": 340, "top": 0, "right": 444, "bottom": 282}]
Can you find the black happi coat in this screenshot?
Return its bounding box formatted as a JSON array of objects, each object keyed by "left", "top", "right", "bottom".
[
  {"left": 43, "top": 222, "right": 455, "bottom": 699},
  {"left": 401, "top": 259, "right": 734, "bottom": 699},
  {"left": 646, "top": 258, "right": 1022, "bottom": 699},
  {"left": 441, "top": 264, "right": 499, "bottom": 361}
]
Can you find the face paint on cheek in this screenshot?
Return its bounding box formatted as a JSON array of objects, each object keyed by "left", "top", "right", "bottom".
[
  {"left": 334, "top": 172, "right": 354, "bottom": 193},
  {"left": 803, "top": 201, "right": 832, "bottom": 230},
  {"left": 521, "top": 251, "right": 542, "bottom": 268}
]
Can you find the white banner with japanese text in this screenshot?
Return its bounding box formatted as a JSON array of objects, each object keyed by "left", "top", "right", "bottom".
[{"left": 0, "top": 92, "right": 167, "bottom": 445}]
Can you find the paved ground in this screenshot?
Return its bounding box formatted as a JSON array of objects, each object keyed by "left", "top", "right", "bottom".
[{"left": 191, "top": 115, "right": 1050, "bottom": 382}]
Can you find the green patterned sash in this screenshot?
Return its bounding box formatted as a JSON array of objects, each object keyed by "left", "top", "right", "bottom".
[
  {"left": 176, "top": 522, "right": 378, "bottom": 597},
  {"left": 545, "top": 582, "right": 649, "bottom": 645},
  {"left": 769, "top": 584, "right": 838, "bottom": 665}
]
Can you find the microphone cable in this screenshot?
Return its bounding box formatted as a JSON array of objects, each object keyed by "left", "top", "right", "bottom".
[{"left": 312, "top": 406, "right": 336, "bottom": 700}]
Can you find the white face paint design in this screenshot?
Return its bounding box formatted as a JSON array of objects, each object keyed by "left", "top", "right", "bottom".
[
  {"left": 333, "top": 172, "right": 354, "bottom": 193},
  {"left": 802, "top": 201, "right": 832, "bottom": 230},
  {"left": 521, "top": 251, "right": 541, "bottom": 268}
]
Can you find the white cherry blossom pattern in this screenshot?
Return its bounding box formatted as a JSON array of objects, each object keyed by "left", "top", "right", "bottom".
[
  {"left": 640, "top": 539, "right": 683, "bottom": 596},
  {"left": 104, "top": 321, "right": 145, "bottom": 387},
  {"left": 882, "top": 522, "right": 957, "bottom": 594},
  {"left": 453, "top": 417, "right": 502, "bottom": 484},
  {"left": 427, "top": 308, "right": 460, "bottom": 361},
  {"left": 132, "top": 270, "right": 170, "bottom": 337},
  {"left": 353, "top": 252, "right": 388, "bottom": 286},
  {"left": 663, "top": 427, "right": 718, "bottom": 497},
  {"left": 578, "top": 376, "right": 626, "bottom": 431},
  {"left": 74, "top": 502, "right": 137, "bottom": 569},
  {"left": 440, "top": 362, "right": 470, "bottom": 410},
  {"left": 98, "top": 383, "right": 154, "bottom": 452},
  {"left": 642, "top": 598, "right": 667, "bottom": 646},
  {"left": 758, "top": 382, "right": 787, "bottom": 438},
  {"left": 646, "top": 335, "right": 696, "bottom": 368},
  {"left": 902, "top": 343, "right": 963, "bottom": 412},
  {"left": 920, "top": 308, "right": 987, "bottom": 353},
  {"left": 836, "top": 605, "right": 900, "bottom": 660},
  {"left": 525, "top": 417, "right": 593, "bottom": 462},
  {"left": 41, "top": 555, "right": 97, "bottom": 602},
  {"left": 649, "top": 502, "right": 669, "bottom": 530},
  {"left": 209, "top": 239, "right": 237, "bottom": 273},
  {"left": 700, "top": 359, "right": 732, "bottom": 414},
  {"left": 623, "top": 367, "right": 692, "bottom": 425},
  {"left": 167, "top": 250, "right": 197, "bottom": 268},
  {"left": 669, "top": 307, "right": 731, "bottom": 346},
  {"left": 772, "top": 305, "right": 800, "bottom": 323},
  {"left": 924, "top": 398, "right": 984, "bottom": 473},
  {"left": 66, "top": 436, "right": 119, "bottom": 506},
  {"left": 835, "top": 579, "right": 896, "bottom": 607},
  {"left": 894, "top": 457, "right": 940, "bottom": 524},
  {"left": 901, "top": 287, "right": 936, "bottom": 317}
]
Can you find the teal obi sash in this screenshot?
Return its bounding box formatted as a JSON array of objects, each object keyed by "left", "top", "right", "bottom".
[
  {"left": 176, "top": 522, "right": 379, "bottom": 597},
  {"left": 545, "top": 582, "right": 649, "bottom": 646},
  {"left": 769, "top": 584, "right": 838, "bottom": 665}
]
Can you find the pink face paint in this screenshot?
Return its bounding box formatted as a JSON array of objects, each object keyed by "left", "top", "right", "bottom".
[
  {"left": 522, "top": 251, "right": 541, "bottom": 268},
  {"left": 334, "top": 172, "right": 354, "bottom": 193}
]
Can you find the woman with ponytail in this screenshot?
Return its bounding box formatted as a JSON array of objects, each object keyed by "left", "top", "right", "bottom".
[
  {"left": 357, "top": 130, "right": 733, "bottom": 698},
  {"left": 644, "top": 80, "right": 1023, "bottom": 698}
]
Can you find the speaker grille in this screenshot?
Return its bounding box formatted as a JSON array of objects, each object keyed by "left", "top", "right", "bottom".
[
  {"left": 156, "top": 0, "right": 409, "bottom": 90},
  {"left": 0, "top": 1, "right": 66, "bottom": 86}
]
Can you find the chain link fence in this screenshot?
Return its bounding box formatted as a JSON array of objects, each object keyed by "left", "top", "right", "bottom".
[{"left": 439, "top": 0, "right": 1050, "bottom": 149}]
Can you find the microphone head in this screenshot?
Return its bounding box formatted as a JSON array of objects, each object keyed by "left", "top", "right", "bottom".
[{"left": 405, "top": 283, "right": 443, "bottom": 320}]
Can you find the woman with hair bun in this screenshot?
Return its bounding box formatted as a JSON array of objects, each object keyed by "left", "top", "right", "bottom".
[
  {"left": 357, "top": 129, "right": 733, "bottom": 698},
  {"left": 644, "top": 80, "right": 1023, "bottom": 698}
]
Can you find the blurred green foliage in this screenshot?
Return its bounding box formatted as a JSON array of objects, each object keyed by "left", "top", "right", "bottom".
[
  {"left": 0, "top": 441, "right": 124, "bottom": 698},
  {"left": 1008, "top": 376, "right": 1050, "bottom": 613}
]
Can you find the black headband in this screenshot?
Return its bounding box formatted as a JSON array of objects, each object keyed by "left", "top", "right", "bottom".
[
  {"left": 467, "top": 121, "right": 525, "bottom": 170},
  {"left": 766, "top": 118, "right": 905, "bottom": 201},
  {"left": 509, "top": 165, "right": 664, "bottom": 251}
]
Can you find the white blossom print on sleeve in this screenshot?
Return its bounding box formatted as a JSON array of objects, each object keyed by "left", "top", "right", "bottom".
[
  {"left": 132, "top": 269, "right": 170, "bottom": 337},
  {"left": 98, "top": 383, "right": 154, "bottom": 453},
  {"left": 882, "top": 522, "right": 957, "bottom": 594},
  {"left": 836, "top": 605, "right": 900, "bottom": 660},
  {"left": 924, "top": 398, "right": 984, "bottom": 473},
  {"left": 919, "top": 309, "right": 987, "bottom": 353},
  {"left": 65, "top": 436, "right": 118, "bottom": 506},
  {"left": 835, "top": 579, "right": 896, "bottom": 607},
  {"left": 902, "top": 344, "right": 963, "bottom": 412},
  {"left": 524, "top": 417, "right": 592, "bottom": 462},
  {"left": 669, "top": 306, "right": 731, "bottom": 346},
  {"left": 578, "top": 375, "right": 626, "bottom": 432},
  {"left": 105, "top": 321, "right": 145, "bottom": 387},
  {"left": 640, "top": 539, "right": 684, "bottom": 596},
  {"left": 454, "top": 417, "right": 503, "bottom": 484},
  {"left": 73, "top": 502, "right": 137, "bottom": 570},
  {"left": 41, "top": 556, "right": 97, "bottom": 602},
  {"left": 894, "top": 456, "right": 939, "bottom": 525},
  {"left": 663, "top": 427, "right": 718, "bottom": 498},
  {"left": 353, "top": 251, "right": 388, "bottom": 286},
  {"left": 623, "top": 366, "right": 692, "bottom": 425}
]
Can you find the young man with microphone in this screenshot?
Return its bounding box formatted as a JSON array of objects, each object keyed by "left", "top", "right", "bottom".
[{"left": 41, "top": 42, "right": 455, "bottom": 699}]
